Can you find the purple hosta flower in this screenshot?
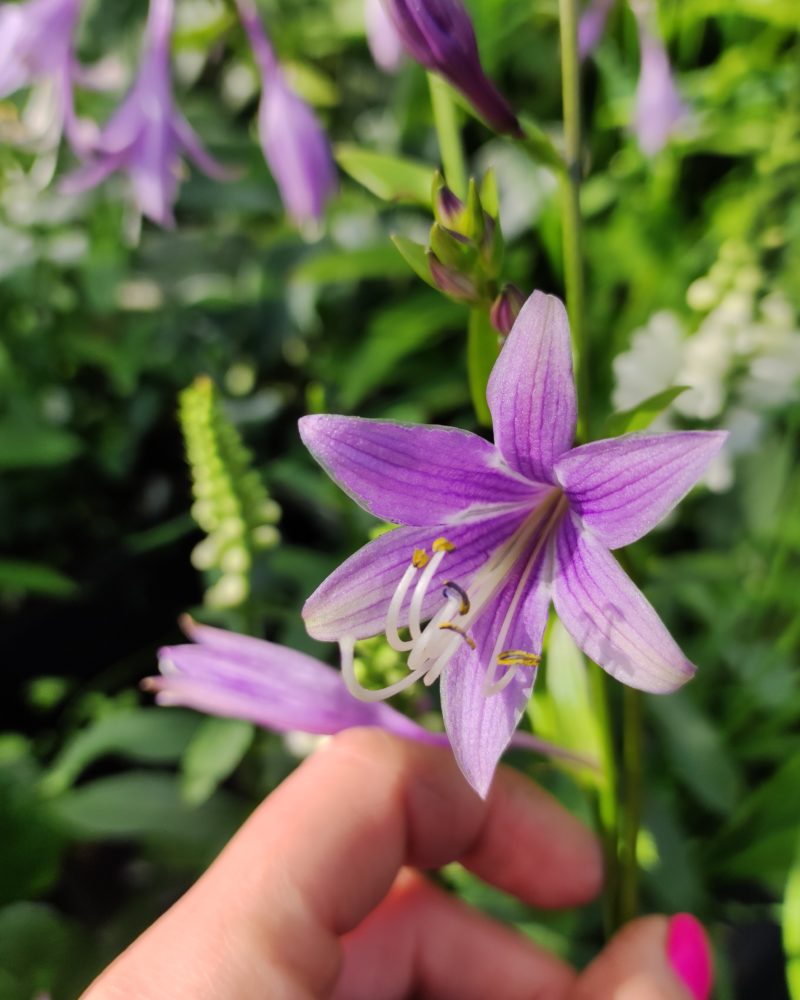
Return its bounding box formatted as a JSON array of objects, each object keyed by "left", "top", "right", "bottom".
[
  {"left": 634, "top": 27, "right": 688, "bottom": 156},
  {"left": 0, "top": 0, "right": 84, "bottom": 148},
  {"left": 300, "top": 291, "right": 725, "bottom": 795},
  {"left": 60, "top": 0, "right": 230, "bottom": 227},
  {"left": 236, "top": 0, "right": 336, "bottom": 230},
  {"left": 578, "top": 0, "right": 615, "bottom": 60},
  {"left": 148, "top": 616, "right": 584, "bottom": 765},
  {"left": 382, "top": 0, "right": 521, "bottom": 137},
  {"left": 365, "top": 0, "right": 405, "bottom": 73}
]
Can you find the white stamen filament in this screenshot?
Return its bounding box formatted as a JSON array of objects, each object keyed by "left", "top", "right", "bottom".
[{"left": 341, "top": 490, "right": 568, "bottom": 704}]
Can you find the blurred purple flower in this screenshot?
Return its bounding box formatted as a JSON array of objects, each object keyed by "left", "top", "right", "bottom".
[
  {"left": 365, "top": 0, "right": 405, "bottom": 73},
  {"left": 300, "top": 291, "right": 725, "bottom": 795},
  {"left": 382, "top": 0, "right": 521, "bottom": 136},
  {"left": 634, "top": 27, "right": 688, "bottom": 155},
  {"left": 0, "top": 0, "right": 84, "bottom": 147},
  {"left": 236, "top": 0, "right": 337, "bottom": 229},
  {"left": 60, "top": 0, "right": 231, "bottom": 227},
  {"left": 578, "top": 0, "right": 615, "bottom": 60},
  {"left": 579, "top": 0, "right": 687, "bottom": 154}
]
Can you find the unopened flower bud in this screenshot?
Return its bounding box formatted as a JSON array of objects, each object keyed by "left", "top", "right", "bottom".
[
  {"left": 429, "top": 222, "right": 477, "bottom": 273},
  {"left": 490, "top": 284, "right": 526, "bottom": 339},
  {"left": 433, "top": 178, "right": 465, "bottom": 228},
  {"left": 382, "top": 0, "right": 521, "bottom": 136},
  {"left": 428, "top": 253, "right": 481, "bottom": 304}
]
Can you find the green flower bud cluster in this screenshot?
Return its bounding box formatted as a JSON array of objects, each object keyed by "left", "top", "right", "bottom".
[
  {"left": 179, "top": 376, "right": 280, "bottom": 610},
  {"left": 395, "top": 171, "right": 525, "bottom": 339}
]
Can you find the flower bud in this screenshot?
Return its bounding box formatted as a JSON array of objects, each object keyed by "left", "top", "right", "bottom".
[
  {"left": 428, "top": 253, "right": 481, "bottom": 304},
  {"left": 490, "top": 284, "right": 526, "bottom": 339},
  {"left": 429, "top": 222, "right": 477, "bottom": 273},
  {"left": 433, "top": 176, "right": 465, "bottom": 228},
  {"left": 382, "top": 0, "right": 521, "bottom": 135}
]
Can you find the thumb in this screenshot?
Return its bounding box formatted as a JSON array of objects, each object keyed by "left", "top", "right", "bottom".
[{"left": 571, "top": 914, "right": 713, "bottom": 1000}]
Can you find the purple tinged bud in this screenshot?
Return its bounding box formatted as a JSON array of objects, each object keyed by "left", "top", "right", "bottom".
[
  {"left": 382, "top": 0, "right": 521, "bottom": 136},
  {"left": 434, "top": 180, "right": 465, "bottom": 228},
  {"left": 0, "top": 0, "right": 84, "bottom": 147},
  {"left": 60, "top": 0, "right": 233, "bottom": 226},
  {"left": 634, "top": 28, "right": 687, "bottom": 155},
  {"left": 428, "top": 252, "right": 481, "bottom": 303},
  {"left": 578, "top": 0, "right": 615, "bottom": 60},
  {"left": 365, "top": 0, "right": 405, "bottom": 73},
  {"left": 490, "top": 283, "right": 525, "bottom": 339},
  {"left": 237, "top": 0, "right": 337, "bottom": 230}
]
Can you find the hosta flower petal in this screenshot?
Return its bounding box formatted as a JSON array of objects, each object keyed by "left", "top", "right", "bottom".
[
  {"left": 299, "top": 414, "right": 544, "bottom": 526},
  {"left": 153, "top": 621, "right": 440, "bottom": 744},
  {"left": 365, "top": 0, "right": 405, "bottom": 72},
  {"left": 303, "top": 509, "right": 528, "bottom": 642},
  {"left": 554, "top": 430, "right": 727, "bottom": 549},
  {"left": 487, "top": 291, "right": 577, "bottom": 484},
  {"left": 552, "top": 513, "right": 695, "bottom": 693},
  {"left": 441, "top": 539, "right": 552, "bottom": 796}
]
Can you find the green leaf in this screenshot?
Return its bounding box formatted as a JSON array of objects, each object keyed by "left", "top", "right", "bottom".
[
  {"left": 0, "top": 560, "right": 77, "bottom": 598},
  {"left": 0, "top": 903, "right": 74, "bottom": 1000},
  {"left": 0, "top": 423, "right": 82, "bottom": 470},
  {"left": 42, "top": 709, "right": 203, "bottom": 795},
  {"left": 50, "top": 771, "right": 249, "bottom": 866},
  {"left": 339, "top": 293, "right": 462, "bottom": 409},
  {"left": 181, "top": 717, "right": 255, "bottom": 806},
  {"left": 467, "top": 308, "right": 498, "bottom": 427},
  {"left": 0, "top": 756, "right": 66, "bottom": 905},
  {"left": 335, "top": 145, "right": 435, "bottom": 205},
  {"left": 784, "top": 835, "right": 800, "bottom": 1000},
  {"left": 294, "top": 243, "right": 412, "bottom": 283},
  {"left": 603, "top": 386, "right": 689, "bottom": 437},
  {"left": 528, "top": 618, "right": 604, "bottom": 787},
  {"left": 649, "top": 692, "right": 740, "bottom": 815},
  {"left": 390, "top": 235, "right": 437, "bottom": 288}
]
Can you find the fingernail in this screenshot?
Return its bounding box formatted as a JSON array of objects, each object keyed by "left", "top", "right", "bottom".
[{"left": 666, "top": 913, "right": 713, "bottom": 1000}]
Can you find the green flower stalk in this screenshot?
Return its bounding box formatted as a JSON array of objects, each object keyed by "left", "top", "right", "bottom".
[{"left": 179, "top": 376, "right": 280, "bottom": 611}]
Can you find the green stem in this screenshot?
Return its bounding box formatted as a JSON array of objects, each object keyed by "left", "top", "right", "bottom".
[
  {"left": 590, "top": 663, "right": 619, "bottom": 936},
  {"left": 619, "top": 687, "right": 644, "bottom": 924},
  {"left": 428, "top": 74, "right": 468, "bottom": 199},
  {"left": 557, "top": 0, "right": 589, "bottom": 438}
]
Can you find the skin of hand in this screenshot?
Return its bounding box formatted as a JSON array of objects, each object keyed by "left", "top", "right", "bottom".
[{"left": 81, "top": 728, "right": 707, "bottom": 1000}]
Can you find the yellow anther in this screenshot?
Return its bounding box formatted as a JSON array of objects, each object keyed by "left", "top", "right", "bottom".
[
  {"left": 432, "top": 537, "right": 456, "bottom": 553},
  {"left": 412, "top": 548, "right": 429, "bottom": 569},
  {"left": 497, "top": 650, "right": 541, "bottom": 668},
  {"left": 442, "top": 580, "right": 470, "bottom": 615},
  {"left": 438, "top": 622, "right": 476, "bottom": 650}
]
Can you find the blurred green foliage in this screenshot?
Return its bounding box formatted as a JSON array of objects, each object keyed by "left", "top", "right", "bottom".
[{"left": 1, "top": 0, "right": 799, "bottom": 996}]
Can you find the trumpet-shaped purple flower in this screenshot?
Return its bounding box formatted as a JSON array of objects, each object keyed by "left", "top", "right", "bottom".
[
  {"left": 382, "top": 0, "right": 521, "bottom": 137},
  {"left": 300, "top": 291, "right": 725, "bottom": 795},
  {"left": 634, "top": 27, "right": 688, "bottom": 156},
  {"left": 365, "top": 0, "right": 405, "bottom": 73},
  {"left": 579, "top": 0, "right": 687, "bottom": 155},
  {"left": 236, "top": 0, "right": 336, "bottom": 229},
  {"left": 0, "top": 0, "right": 84, "bottom": 147},
  {"left": 60, "top": 0, "right": 230, "bottom": 227}
]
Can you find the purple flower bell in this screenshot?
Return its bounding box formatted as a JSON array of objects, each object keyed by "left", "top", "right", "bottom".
[
  {"left": 365, "top": 0, "right": 405, "bottom": 73},
  {"left": 236, "top": 0, "right": 337, "bottom": 230},
  {"left": 634, "top": 26, "right": 687, "bottom": 155},
  {"left": 382, "top": 0, "right": 521, "bottom": 136},
  {"left": 0, "top": 0, "right": 84, "bottom": 147},
  {"left": 61, "top": 0, "right": 231, "bottom": 227}
]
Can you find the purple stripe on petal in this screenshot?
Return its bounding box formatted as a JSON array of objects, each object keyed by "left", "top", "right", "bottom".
[
  {"left": 440, "top": 531, "right": 553, "bottom": 797},
  {"left": 552, "top": 513, "right": 695, "bottom": 694},
  {"left": 303, "top": 509, "right": 528, "bottom": 642},
  {"left": 154, "top": 631, "right": 442, "bottom": 744},
  {"left": 555, "top": 431, "right": 727, "bottom": 549},
  {"left": 300, "top": 414, "right": 543, "bottom": 526},
  {"left": 487, "top": 291, "right": 577, "bottom": 484}
]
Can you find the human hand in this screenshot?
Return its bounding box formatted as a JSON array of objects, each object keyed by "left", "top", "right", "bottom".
[{"left": 82, "top": 729, "right": 712, "bottom": 999}]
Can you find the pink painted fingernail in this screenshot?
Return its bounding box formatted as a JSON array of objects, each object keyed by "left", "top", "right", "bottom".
[{"left": 666, "top": 913, "right": 713, "bottom": 1000}]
